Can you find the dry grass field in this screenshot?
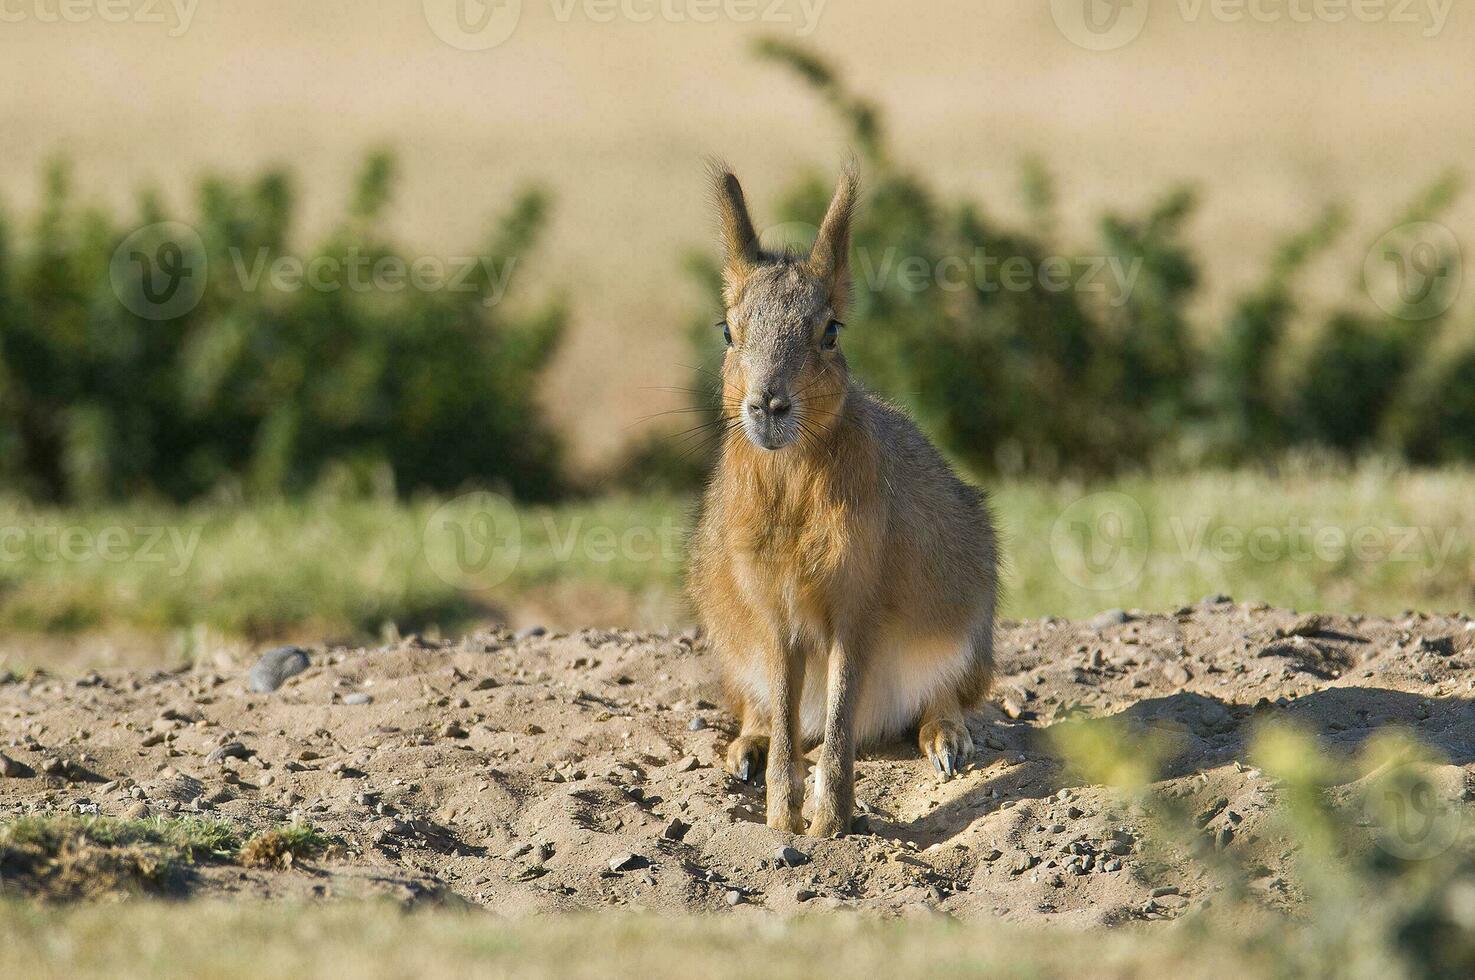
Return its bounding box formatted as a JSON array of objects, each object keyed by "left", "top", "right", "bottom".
[{"left": 4, "top": 1, "right": 1473, "bottom": 468}]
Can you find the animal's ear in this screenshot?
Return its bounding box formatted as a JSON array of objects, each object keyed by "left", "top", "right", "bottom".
[
  {"left": 710, "top": 162, "right": 760, "bottom": 304},
  {"left": 808, "top": 162, "right": 860, "bottom": 309}
]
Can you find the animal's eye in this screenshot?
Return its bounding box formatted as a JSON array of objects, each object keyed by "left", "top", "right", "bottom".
[
  {"left": 822, "top": 320, "right": 842, "bottom": 350},
  {"left": 719, "top": 321, "right": 732, "bottom": 347}
]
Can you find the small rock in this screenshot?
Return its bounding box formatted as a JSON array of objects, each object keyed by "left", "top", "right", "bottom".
[
  {"left": 687, "top": 717, "right": 708, "bottom": 732},
  {"left": 608, "top": 852, "right": 650, "bottom": 872},
  {"left": 205, "top": 742, "right": 251, "bottom": 764},
  {"left": 1150, "top": 886, "right": 1179, "bottom": 898},
  {"left": 672, "top": 755, "right": 700, "bottom": 773},
  {"left": 1161, "top": 662, "right": 1192, "bottom": 687},
  {"left": 247, "top": 646, "right": 311, "bottom": 693},
  {"left": 0, "top": 753, "right": 35, "bottom": 778},
  {"left": 725, "top": 890, "right": 743, "bottom": 906},
  {"left": 774, "top": 845, "right": 810, "bottom": 868},
  {"left": 441, "top": 722, "right": 469, "bottom": 739},
  {"left": 1281, "top": 614, "right": 1327, "bottom": 638},
  {"left": 515, "top": 625, "right": 547, "bottom": 641},
  {"left": 795, "top": 888, "right": 818, "bottom": 902},
  {"left": 984, "top": 733, "right": 1006, "bottom": 751},
  {"left": 1201, "top": 594, "right": 1232, "bottom": 606},
  {"left": 120, "top": 800, "right": 150, "bottom": 820},
  {"left": 1089, "top": 609, "right": 1131, "bottom": 630},
  {"left": 661, "top": 818, "right": 691, "bottom": 842},
  {"left": 342, "top": 692, "right": 373, "bottom": 706}
]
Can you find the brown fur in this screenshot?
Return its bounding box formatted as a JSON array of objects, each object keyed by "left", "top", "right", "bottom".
[{"left": 687, "top": 163, "right": 999, "bottom": 836}]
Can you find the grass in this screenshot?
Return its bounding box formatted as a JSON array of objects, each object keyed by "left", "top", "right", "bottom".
[
  {"left": 0, "top": 902, "right": 1256, "bottom": 980},
  {"left": 0, "top": 463, "right": 1470, "bottom": 652},
  {"left": 0, "top": 816, "right": 328, "bottom": 899},
  {"left": 238, "top": 825, "right": 331, "bottom": 869}
]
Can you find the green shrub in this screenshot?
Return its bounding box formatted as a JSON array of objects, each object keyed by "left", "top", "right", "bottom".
[
  {"left": 0, "top": 152, "right": 565, "bottom": 504},
  {"left": 649, "top": 39, "right": 1468, "bottom": 484}
]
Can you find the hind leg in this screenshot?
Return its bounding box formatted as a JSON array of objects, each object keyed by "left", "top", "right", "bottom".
[
  {"left": 919, "top": 686, "right": 974, "bottom": 780},
  {"left": 725, "top": 696, "right": 769, "bottom": 785}
]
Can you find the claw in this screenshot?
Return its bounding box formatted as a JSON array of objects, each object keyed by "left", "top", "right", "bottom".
[
  {"left": 940, "top": 750, "right": 956, "bottom": 779},
  {"left": 932, "top": 755, "right": 944, "bottom": 775},
  {"left": 738, "top": 758, "right": 751, "bottom": 783}
]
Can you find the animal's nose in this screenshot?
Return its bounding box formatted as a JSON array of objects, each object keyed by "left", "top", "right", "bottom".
[{"left": 746, "top": 392, "right": 791, "bottom": 418}]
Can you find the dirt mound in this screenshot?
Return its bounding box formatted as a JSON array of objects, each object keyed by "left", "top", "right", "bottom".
[{"left": 3, "top": 604, "right": 1473, "bottom": 922}]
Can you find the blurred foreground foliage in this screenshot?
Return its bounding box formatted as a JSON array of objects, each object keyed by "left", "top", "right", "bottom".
[
  {"left": 1051, "top": 717, "right": 1475, "bottom": 979},
  {"left": 628, "top": 39, "right": 1472, "bottom": 488},
  {"left": 0, "top": 152, "right": 565, "bottom": 504}
]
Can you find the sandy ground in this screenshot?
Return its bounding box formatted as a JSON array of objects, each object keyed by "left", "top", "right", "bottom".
[
  {"left": 3, "top": 2, "right": 1474, "bottom": 468},
  {"left": 4, "top": 602, "right": 1474, "bottom": 923}
]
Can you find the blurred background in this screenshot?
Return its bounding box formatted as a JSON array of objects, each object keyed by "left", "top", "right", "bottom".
[{"left": 1, "top": 0, "right": 1472, "bottom": 670}]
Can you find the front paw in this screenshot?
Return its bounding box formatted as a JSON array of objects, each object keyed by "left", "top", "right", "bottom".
[
  {"left": 726, "top": 735, "right": 769, "bottom": 785},
  {"left": 921, "top": 720, "right": 974, "bottom": 780}
]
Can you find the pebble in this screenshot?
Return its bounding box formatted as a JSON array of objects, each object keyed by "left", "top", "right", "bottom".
[
  {"left": 661, "top": 818, "right": 691, "bottom": 842},
  {"left": 1161, "top": 663, "right": 1192, "bottom": 687},
  {"left": 688, "top": 717, "right": 708, "bottom": 732},
  {"left": 1088, "top": 609, "right": 1131, "bottom": 630},
  {"left": 0, "top": 752, "right": 34, "bottom": 778},
  {"left": 515, "top": 625, "right": 547, "bottom": 641},
  {"left": 774, "top": 845, "right": 810, "bottom": 868},
  {"left": 120, "top": 800, "right": 149, "bottom": 820},
  {"left": 247, "top": 646, "right": 311, "bottom": 693},
  {"left": 205, "top": 742, "right": 251, "bottom": 764},
  {"left": 608, "top": 852, "right": 650, "bottom": 872},
  {"left": 343, "top": 692, "right": 373, "bottom": 706},
  {"left": 725, "top": 890, "right": 743, "bottom": 906}
]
